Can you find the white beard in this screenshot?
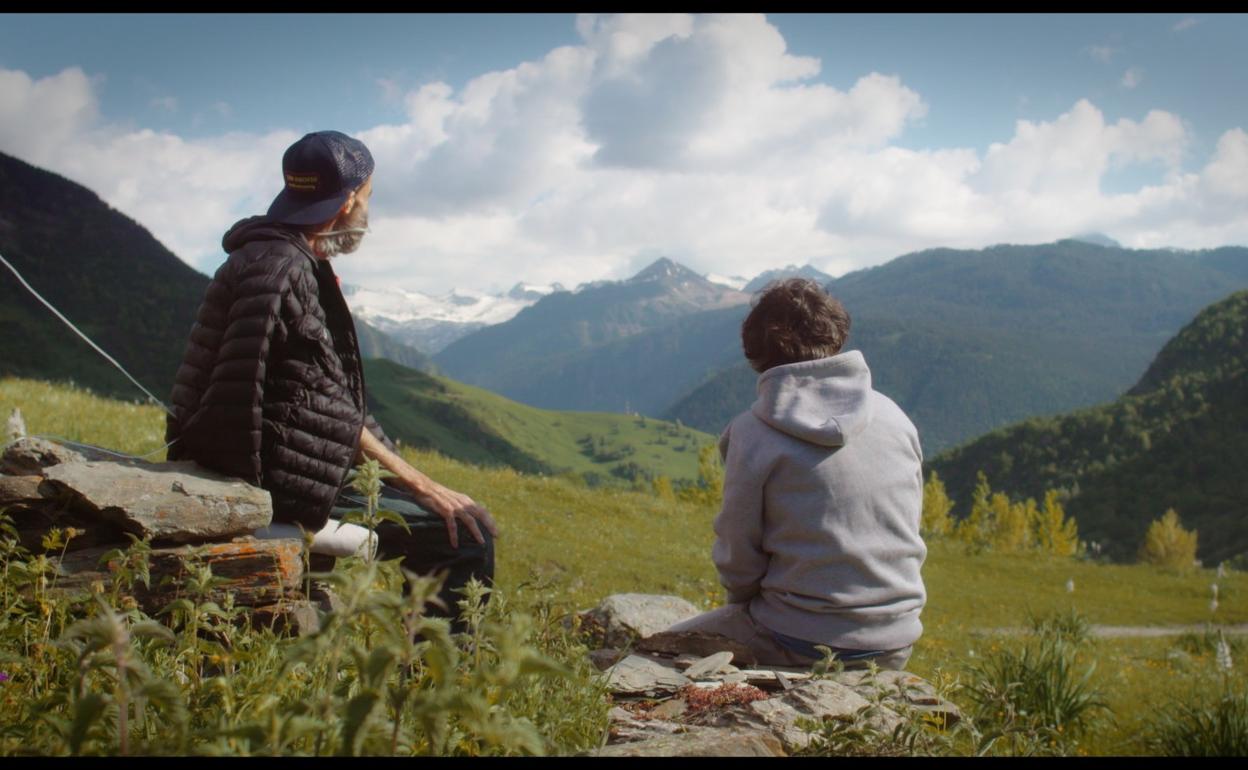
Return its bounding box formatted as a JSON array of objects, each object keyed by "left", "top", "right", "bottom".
[{"left": 318, "top": 206, "right": 368, "bottom": 258}]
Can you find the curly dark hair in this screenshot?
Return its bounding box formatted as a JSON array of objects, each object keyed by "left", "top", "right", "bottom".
[{"left": 741, "top": 278, "right": 851, "bottom": 373}]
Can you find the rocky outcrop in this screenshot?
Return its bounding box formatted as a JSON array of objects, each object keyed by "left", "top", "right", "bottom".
[
  {"left": 580, "top": 593, "right": 963, "bottom": 757},
  {"left": 2, "top": 433, "right": 319, "bottom": 629}
]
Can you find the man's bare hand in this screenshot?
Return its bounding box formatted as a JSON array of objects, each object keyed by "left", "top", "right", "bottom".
[
  {"left": 401, "top": 475, "right": 498, "bottom": 550},
  {"left": 357, "top": 425, "right": 498, "bottom": 549}
]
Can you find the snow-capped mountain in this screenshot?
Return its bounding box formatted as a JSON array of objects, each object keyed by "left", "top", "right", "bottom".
[{"left": 342, "top": 282, "right": 563, "bottom": 354}]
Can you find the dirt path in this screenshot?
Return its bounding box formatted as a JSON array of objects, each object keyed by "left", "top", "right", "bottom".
[{"left": 974, "top": 623, "right": 1248, "bottom": 638}]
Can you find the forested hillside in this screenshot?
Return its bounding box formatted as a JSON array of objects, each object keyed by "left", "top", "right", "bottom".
[
  {"left": 0, "top": 150, "right": 208, "bottom": 399},
  {"left": 928, "top": 289, "right": 1248, "bottom": 564}
]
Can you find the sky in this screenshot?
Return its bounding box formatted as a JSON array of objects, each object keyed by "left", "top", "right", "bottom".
[{"left": 2, "top": 13, "right": 1246, "bottom": 295}]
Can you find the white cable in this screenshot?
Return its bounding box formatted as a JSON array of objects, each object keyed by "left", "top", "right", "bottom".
[{"left": 0, "top": 250, "right": 174, "bottom": 417}]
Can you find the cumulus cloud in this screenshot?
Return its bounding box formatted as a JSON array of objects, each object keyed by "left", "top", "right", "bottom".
[
  {"left": 1121, "top": 67, "right": 1143, "bottom": 89},
  {"left": 0, "top": 67, "right": 99, "bottom": 164},
  {"left": 0, "top": 13, "right": 1245, "bottom": 295},
  {"left": 1, "top": 66, "right": 292, "bottom": 270}
]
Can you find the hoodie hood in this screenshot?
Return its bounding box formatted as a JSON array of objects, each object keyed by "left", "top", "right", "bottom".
[
  {"left": 222, "top": 215, "right": 316, "bottom": 258},
  {"left": 751, "top": 350, "right": 874, "bottom": 447}
]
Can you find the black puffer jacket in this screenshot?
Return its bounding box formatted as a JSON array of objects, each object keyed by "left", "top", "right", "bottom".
[{"left": 166, "top": 217, "right": 394, "bottom": 531}]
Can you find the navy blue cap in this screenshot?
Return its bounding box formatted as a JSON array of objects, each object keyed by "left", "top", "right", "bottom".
[{"left": 266, "top": 130, "right": 374, "bottom": 226}]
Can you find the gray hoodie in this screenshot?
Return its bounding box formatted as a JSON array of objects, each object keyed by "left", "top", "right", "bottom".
[{"left": 712, "top": 350, "right": 927, "bottom": 651}]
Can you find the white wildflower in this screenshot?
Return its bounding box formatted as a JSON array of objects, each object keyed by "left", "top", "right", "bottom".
[
  {"left": 5, "top": 407, "right": 24, "bottom": 442},
  {"left": 1217, "top": 562, "right": 1226, "bottom": 579},
  {"left": 1212, "top": 583, "right": 1219, "bottom": 599},
  {"left": 1216, "top": 634, "right": 1233, "bottom": 672},
  {"left": 1210, "top": 596, "right": 1219, "bottom": 615},
  {"left": 1066, "top": 578, "right": 1075, "bottom": 593}
]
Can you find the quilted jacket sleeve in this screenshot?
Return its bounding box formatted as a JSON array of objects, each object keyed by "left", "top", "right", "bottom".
[{"left": 172, "top": 254, "right": 291, "bottom": 485}]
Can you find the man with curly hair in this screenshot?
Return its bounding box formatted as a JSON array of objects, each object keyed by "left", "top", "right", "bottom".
[{"left": 666, "top": 278, "right": 927, "bottom": 670}]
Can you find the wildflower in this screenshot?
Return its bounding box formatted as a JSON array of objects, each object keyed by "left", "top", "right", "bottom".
[
  {"left": 1215, "top": 634, "right": 1233, "bottom": 672},
  {"left": 1211, "top": 597, "right": 1219, "bottom": 614},
  {"left": 0, "top": 672, "right": 9, "bottom": 682},
  {"left": 1066, "top": 578, "right": 1075, "bottom": 593},
  {"left": 1217, "top": 562, "right": 1226, "bottom": 579}
]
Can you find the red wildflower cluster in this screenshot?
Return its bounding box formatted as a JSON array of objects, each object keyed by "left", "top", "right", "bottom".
[{"left": 677, "top": 683, "right": 769, "bottom": 716}]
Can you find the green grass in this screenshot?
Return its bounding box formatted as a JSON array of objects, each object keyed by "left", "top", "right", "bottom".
[
  {"left": 4, "top": 376, "right": 1248, "bottom": 756},
  {"left": 365, "top": 358, "right": 716, "bottom": 486}
]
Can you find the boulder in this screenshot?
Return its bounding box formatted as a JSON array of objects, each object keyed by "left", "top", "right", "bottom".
[
  {"left": 579, "top": 593, "right": 702, "bottom": 648},
  {"left": 43, "top": 460, "right": 272, "bottom": 543}
]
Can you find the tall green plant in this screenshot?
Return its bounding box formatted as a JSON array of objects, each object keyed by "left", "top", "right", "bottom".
[{"left": 963, "top": 612, "right": 1108, "bottom": 756}]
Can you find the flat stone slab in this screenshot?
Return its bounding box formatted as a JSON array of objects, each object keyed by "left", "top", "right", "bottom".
[
  {"left": 735, "top": 668, "right": 813, "bottom": 691},
  {"left": 684, "top": 651, "right": 736, "bottom": 679},
  {"left": 43, "top": 460, "right": 272, "bottom": 543},
  {"left": 605, "top": 654, "right": 691, "bottom": 695}
]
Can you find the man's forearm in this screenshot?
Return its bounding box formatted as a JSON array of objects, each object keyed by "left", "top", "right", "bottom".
[{"left": 357, "top": 426, "right": 434, "bottom": 496}]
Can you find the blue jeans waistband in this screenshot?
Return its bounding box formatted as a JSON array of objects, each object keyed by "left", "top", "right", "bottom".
[{"left": 768, "top": 628, "right": 890, "bottom": 662}]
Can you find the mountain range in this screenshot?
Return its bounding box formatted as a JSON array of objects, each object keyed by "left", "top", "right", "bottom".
[
  {"left": 432, "top": 258, "right": 753, "bottom": 413},
  {"left": 432, "top": 240, "right": 1248, "bottom": 454},
  {"left": 344, "top": 281, "right": 565, "bottom": 354}
]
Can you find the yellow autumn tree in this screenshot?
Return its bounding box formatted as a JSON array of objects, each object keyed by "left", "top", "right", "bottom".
[
  {"left": 921, "top": 471, "right": 955, "bottom": 538},
  {"left": 1138, "top": 508, "right": 1199, "bottom": 571},
  {"left": 1034, "top": 489, "right": 1080, "bottom": 556},
  {"left": 678, "top": 443, "right": 724, "bottom": 507},
  {"left": 989, "top": 493, "right": 1034, "bottom": 553}
]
